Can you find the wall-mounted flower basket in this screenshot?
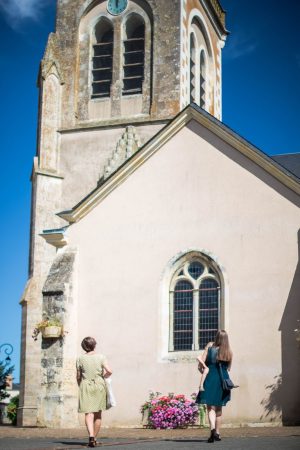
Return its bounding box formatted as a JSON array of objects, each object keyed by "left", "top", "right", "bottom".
[
  {"left": 32, "top": 317, "right": 64, "bottom": 341},
  {"left": 41, "top": 326, "right": 62, "bottom": 339}
]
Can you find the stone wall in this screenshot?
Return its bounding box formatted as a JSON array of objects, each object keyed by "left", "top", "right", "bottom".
[
  {"left": 37, "top": 247, "right": 78, "bottom": 428},
  {"left": 51, "top": 0, "right": 182, "bottom": 128}
]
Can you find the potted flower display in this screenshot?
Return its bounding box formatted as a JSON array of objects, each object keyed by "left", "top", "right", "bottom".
[
  {"left": 141, "top": 391, "right": 199, "bottom": 429},
  {"left": 32, "top": 317, "right": 63, "bottom": 340}
]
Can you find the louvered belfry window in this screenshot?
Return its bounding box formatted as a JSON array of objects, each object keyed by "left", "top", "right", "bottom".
[
  {"left": 170, "top": 258, "right": 220, "bottom": 351},
  {"left": 92, "top": 19, "right": 114, "bottom": 99},
  {"left": 200, "top": 50, "right": 206, "bottom": 108},
  {"left": 123, "top": 15, "right": 145, "bottom": 95},
  {"left": 190, "top": 34, "right": 196, "bottom": 103}
]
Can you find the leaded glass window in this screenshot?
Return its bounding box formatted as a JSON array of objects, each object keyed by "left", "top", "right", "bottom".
[
  {"left": 174, "top": 280, "right": 193, "bottom": 351},
  {"left": 199, "top": 278, "right": 219, "bottom": 349},
  {"left": 170, "top": 257, "right": 220, "bottom": 351},
  {"left": 188, "top": 261, "right": 204, "bottom": 279}
]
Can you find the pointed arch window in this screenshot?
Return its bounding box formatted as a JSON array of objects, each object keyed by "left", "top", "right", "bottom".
[
  {"left": 170, "top": 258, "right": 220, "bottom": 351},
  {"left": 190, "top": 33, "right": 196, "bottom": 103},
  {"left": 92, "top": 18, "right": 114, "bottom": 99},
  {"left": 200, "top": 50, "right": 206, "bottom": 109},
  {"left": 123, "top": 14, "right": 145, "bottom": 95}
]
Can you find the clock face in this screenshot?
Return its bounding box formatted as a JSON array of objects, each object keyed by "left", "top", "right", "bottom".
[{"left": 107, "top": 0, "right": 128, "bottom": 16}]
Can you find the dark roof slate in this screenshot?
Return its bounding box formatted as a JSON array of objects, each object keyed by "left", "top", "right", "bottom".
[{"left": 271, "top": 153, "right": 300, "bottom": 179}]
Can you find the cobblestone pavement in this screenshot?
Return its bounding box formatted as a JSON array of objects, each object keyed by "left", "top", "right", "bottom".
[{"left": 0, "top": 427, "right": 299, "bottom": 450}]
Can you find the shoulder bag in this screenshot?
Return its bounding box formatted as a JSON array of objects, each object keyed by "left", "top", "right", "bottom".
[{"left": 218, "top": 362, "right": 239, "bottom": 391}]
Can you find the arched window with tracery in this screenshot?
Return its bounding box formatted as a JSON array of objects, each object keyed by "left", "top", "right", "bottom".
[
  {"left": 170, "top": 257, "right": 220, "bottom": 351},
  {"left": 190, "top": 33, "right": 196, "bottom": 103},
  {"left": 200, "top": 50, "right": 206, "bottom": 108},
  {"left": 123, "top": 14, "right": 145, "bottom": 95},
  {"left": 91, "top": 18, "right": 114, "bottom": 99}
]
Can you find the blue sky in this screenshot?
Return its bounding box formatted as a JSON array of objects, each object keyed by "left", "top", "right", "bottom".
[{"left": 0, "top": 0, "right": 299, "bottom": 382}]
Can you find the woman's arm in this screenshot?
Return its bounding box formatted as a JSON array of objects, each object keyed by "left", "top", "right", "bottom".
[
  {"left": 197, "top": 342, "right": 213, "bottom": 370},
  {"left": 76, "top": 368, "right": 82, "bottom": 386},
  {"left": 102, "top": 363, "right": 113, "bottom": 379}
]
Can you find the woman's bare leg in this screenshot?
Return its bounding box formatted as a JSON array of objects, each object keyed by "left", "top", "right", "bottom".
[
  {"left": 215, "top": 406, "right": 222, "bottom": 435},
  {"left": 94, "top": 411, "right": 102, "bottom": 439},
  {"left": 207, "top": 405, "right": 216, "bottom": 430},
  {"left": 85, "top": 412, "right": 95, "bottom": 437}
]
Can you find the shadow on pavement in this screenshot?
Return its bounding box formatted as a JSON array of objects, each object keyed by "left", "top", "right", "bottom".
[
  {"left": 55, "top": 439, "right": 160, "bottom": 448},
  {"left": 164, "top": 439, "right": 207, "bottom": 443}
]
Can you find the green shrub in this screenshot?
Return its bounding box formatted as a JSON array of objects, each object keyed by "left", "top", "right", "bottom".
[
  {"left": 7, "top": 395, "right": 19, "bottom": 425},
  {"left": 0, "top": 361, "right": 14, "bottom": 401}
]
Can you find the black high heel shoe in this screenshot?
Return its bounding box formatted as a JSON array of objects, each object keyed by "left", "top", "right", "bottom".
[
  {"left": 88, "top": 437, "right": 96, "bottom": 447},
  {"left": 207, "top": 429, "right": 216, "bottom": 443},
  {"left": 214, "top": 431, "right": 221, "bottom": 441},
  {"left": 207, "top": 429, "right": 221, "bottom": 443}
]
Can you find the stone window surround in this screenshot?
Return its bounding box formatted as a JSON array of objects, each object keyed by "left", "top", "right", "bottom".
[
  {"left": 169, "top": 258, "right": 220, "bottom": 352},
  {"left": 78, "top": 0, "right": 153, "bottom": 121},
  {"left": 188, "top": 9, "right": 216, "bottom": 112},
  {"left": 159, "top": 249, "right": 228, "bottom": 363}
]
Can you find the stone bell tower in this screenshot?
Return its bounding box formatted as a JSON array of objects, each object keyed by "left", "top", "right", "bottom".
[{"left": 18, "top": 0, "right": 227, "bottom": 427}]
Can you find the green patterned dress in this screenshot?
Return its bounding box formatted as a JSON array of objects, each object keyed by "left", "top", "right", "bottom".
[{"left": 76, "top": 354, "right": 107, "bottom": 413}]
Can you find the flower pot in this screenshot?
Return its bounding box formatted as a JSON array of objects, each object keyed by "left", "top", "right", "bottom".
[{"left": 42, "top": 326, "right": 62, "bottom": 338}]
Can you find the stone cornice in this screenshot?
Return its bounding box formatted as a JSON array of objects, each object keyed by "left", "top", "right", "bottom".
[
  {"left": 206, "top": 0, "right": 226, "bottom": 27},
  {"left": 59, "top": 118, "right": 168, "bottom": 134},
  {"left": 57, "top": 104, "right": 300, "bottom": 224},
  {"left": 31, "top": 156, "right": 64, "bottom": 181},
  {"left": 40, "top": 227, "right": 69, "bottom": 248},
  {"left": 201, "top": 0, "right": 229, "bottom": 39},
  {"left": 34, "top": 169, "right": 64, "bottom": 179}
]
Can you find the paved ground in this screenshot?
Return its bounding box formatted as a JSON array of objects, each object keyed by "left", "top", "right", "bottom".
[{"left": 0, "top": 427, "right": 299, "bottom": 450}]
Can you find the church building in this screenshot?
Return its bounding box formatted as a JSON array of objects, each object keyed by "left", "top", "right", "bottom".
[{"left": 18, "top": 0, "right": 300, "bottom": 427}]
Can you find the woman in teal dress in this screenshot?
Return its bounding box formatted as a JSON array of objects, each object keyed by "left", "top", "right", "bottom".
[
  {"left": 76, "top": 337, "right": 112, "bottom": 448},
  {"left": 196, "top": 330, "right": 233, "bottom": 443}
]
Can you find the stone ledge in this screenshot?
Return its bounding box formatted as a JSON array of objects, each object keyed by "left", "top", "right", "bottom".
[{"left": 59, "top": 118, "right": 168, "bottom": 134}]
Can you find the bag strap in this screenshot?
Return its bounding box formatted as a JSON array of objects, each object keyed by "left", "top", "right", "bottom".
[{"left": 218, "top": 361, "right": 225, "bottom": 386}]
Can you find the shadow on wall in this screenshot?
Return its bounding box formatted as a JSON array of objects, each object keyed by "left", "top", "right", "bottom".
[
  {"left": 260, "top": 373, "right": 282, "bottom": 423},
  {"left": 261, "top": 229, "right": 300, "bottom": 425}
]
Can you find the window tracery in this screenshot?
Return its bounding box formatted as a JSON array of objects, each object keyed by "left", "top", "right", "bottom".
[{"left": 169, "top": 256, "right": 221, "bottom": 352}]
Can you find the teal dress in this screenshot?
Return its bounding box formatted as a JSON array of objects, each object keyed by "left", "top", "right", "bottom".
[{"left": 196, "top": 346, "right": 231, "bottom": 407}]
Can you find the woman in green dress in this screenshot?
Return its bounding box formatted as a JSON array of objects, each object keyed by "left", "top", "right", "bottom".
[
  {"left": 196, "top": 330, "right": 233, "bottom": 443},
  {"left": 76, "top": 337, "right": 112, "bottom": 448}
]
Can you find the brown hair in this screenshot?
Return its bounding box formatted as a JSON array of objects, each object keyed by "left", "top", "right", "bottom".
[
  {"left": 214, "top": 330, "right": 232, "bottom": 362},
  {"left": 81, "top": 337, "right": 97, "bottom": 352}
]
